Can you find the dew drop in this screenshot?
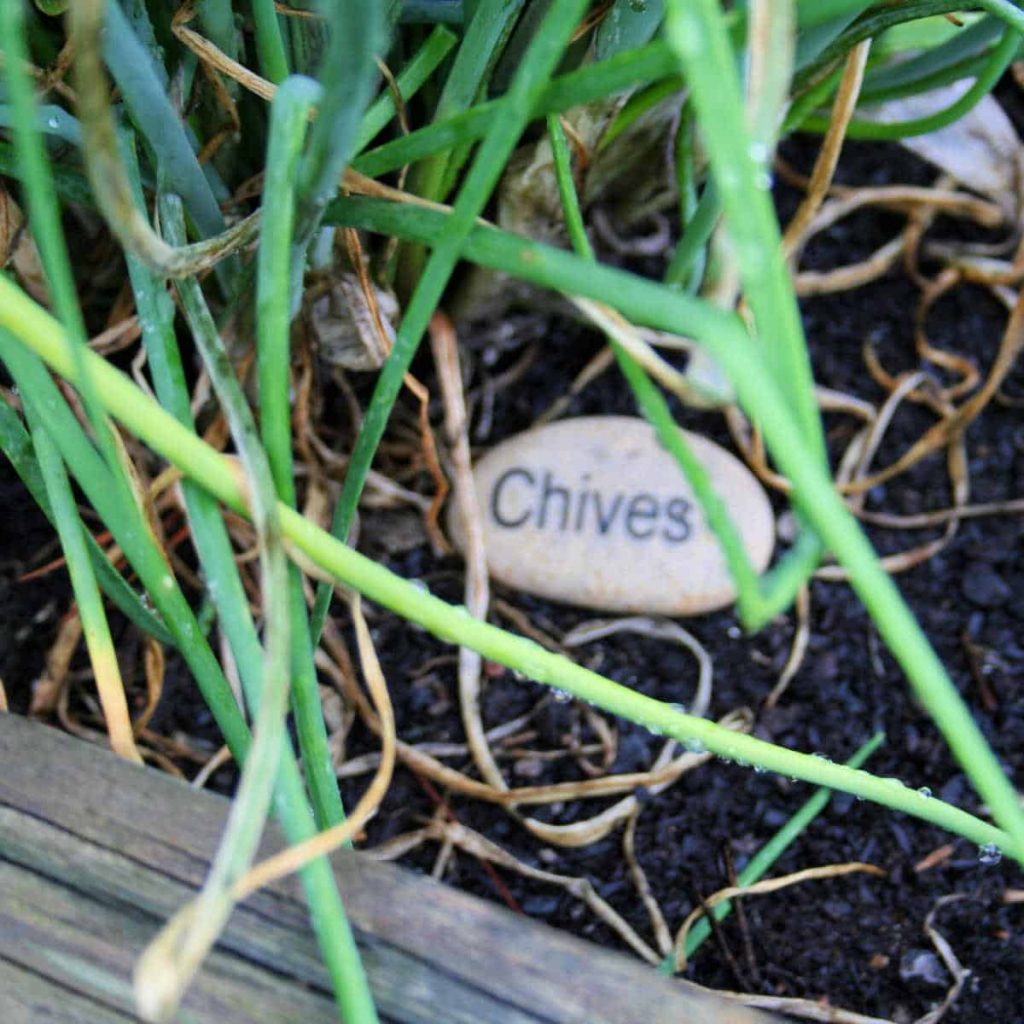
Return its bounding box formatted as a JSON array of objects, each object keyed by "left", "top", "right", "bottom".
[
  {"left": 683, "top": 737, "right": 705, "bottom": 754},
  {"left": 978, "top": 842, "right": 1002, "bottom": 866},
  {"left": 753, "top": 764, "right": 768, "bottom": 774},
  {"left": 668, "top": 702, "right": 687, "bottom": 715},
  {"left": 551, "top": 688, "right": 572, "bottom": 704},
  {"left": 674, "top": 14, "right": 704, "bottom": 56},
  {"left": 917, "top": 787, "right": 932, "bottom": 799},
  {"left": 748, "top": 140, "right": 769, "bottom": 165}
]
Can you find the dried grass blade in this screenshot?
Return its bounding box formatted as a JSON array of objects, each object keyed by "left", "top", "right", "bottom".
[
  {"left": 623, "top": 809, "right": 673, "bottom": 956},
  {"left": 423, "top": 817, "right": 662, "bottom": 964},
  {"left": 430, "top": 311, "right": 504, "bottom": 790}
]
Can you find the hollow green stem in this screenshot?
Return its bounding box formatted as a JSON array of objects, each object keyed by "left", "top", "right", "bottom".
[
  {"left": 798, "top": 0, "right": 1015, "bottom": 88},
  {"left": 250, "top": 0, "right": 290, "bottom": 83},
  {"left": 157, "top": 198, "right": 296, "bottom": 1012},
  {"left": 665, "top": 169, "right": 719, "bottom": 291},
  {"left": 294, "top": 3, "right": 388, "bottom": 245},
  {"left": 355, "top": 25, "right": 458, "bottom": 153},
  {"left": 22, "top": 400, "right": 140, "bottom": 764},
  {"left": 257, "top": 77, "right": 348, "bottom": 831},
  {"left": 976, "top": 0, "right": 1024, "bottom": 35},
  {"left": 859, "top": 15, "right": 1002, "bottom": 103}
]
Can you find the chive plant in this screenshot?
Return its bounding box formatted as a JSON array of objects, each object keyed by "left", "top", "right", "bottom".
[{"left": 2, "top": 2, "right": 1023, "bottom": 1020}]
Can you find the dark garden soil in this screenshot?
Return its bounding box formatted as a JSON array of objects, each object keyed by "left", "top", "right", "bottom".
[{"left": 3, "top": 134, "right": 1023, "bottom": 1022}]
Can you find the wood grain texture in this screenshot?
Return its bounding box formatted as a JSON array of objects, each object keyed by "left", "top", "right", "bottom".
[
  {"left": 0, "top": 957, "right": 138, "bottom": 1024},
  {"left": 0, "top": 713, "right": 775, "bottom": 1023}
]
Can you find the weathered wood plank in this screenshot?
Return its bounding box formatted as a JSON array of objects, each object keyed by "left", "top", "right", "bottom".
[
  {"left": 1, "top": 858, "right": 341, "bottom": 1024},
  {"left": 0, "top": 807, "right": 531, "bottom": 1024},
  {"left": 0, "top": 957, "right": 137, "bottom": 1024},
  {"left": 0, "top": 713, "right": 774, "bottom": 1023}
]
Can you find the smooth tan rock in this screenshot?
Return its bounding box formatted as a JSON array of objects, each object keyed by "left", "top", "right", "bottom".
[{"left": 450, "top": 417, "right": 774, "bottom": 616}]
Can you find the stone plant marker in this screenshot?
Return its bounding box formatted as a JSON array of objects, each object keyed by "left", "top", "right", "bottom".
[{"left": 451, "top": 417, "right": 775, "bottom": 616}]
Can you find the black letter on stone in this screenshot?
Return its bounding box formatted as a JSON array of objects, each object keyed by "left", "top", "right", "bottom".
[
  {"left": 537, "top": 471, "right": 570, "bottom": 531},
  {"left": 491, "top": 468, "right": 534, "bottom": 528},
  {"left": 625, "top": 493, "right": 658, "bottom": 539},
  {"left": 573, "top": 474, "right": 592, "bottom": 532},
  {"left": 592, "top": 491, "right": 624, "bottom": 534},
  {"left": 663, "top": 497, "right": 693, "bottom": 543}
]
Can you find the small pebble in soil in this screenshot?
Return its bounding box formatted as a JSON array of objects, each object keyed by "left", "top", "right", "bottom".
[
  {"left": 612, "top": 731, "right": 652, "bottom": 773},
  {"left": 898, "top": 949, "right": 947, "bottom": 987},
  {"left": 521, "top": 895, "right": 561, "bottom": 916},
  {"left": 449, "top": 416, "right": 774, "bottom": 615},
  {"left": 962, "top": 562, "right": 1012, "bottom": 608}
]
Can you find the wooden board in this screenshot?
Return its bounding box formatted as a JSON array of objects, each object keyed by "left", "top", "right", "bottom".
[{"left": 0, "top": 713, "right": 775, "bottom": 1023}]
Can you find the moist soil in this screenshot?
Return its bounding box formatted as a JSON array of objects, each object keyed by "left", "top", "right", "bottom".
[{"left": 3, "top": 136, "right": 1023, "bottom": 1022}]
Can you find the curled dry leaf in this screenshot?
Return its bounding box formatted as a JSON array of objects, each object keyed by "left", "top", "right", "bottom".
[
  {"left": 0, "top": 184, "right": 50, "bottom": 305},
  {"left": 307, "top": 272, "right": 399, "bottom": 371}
]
